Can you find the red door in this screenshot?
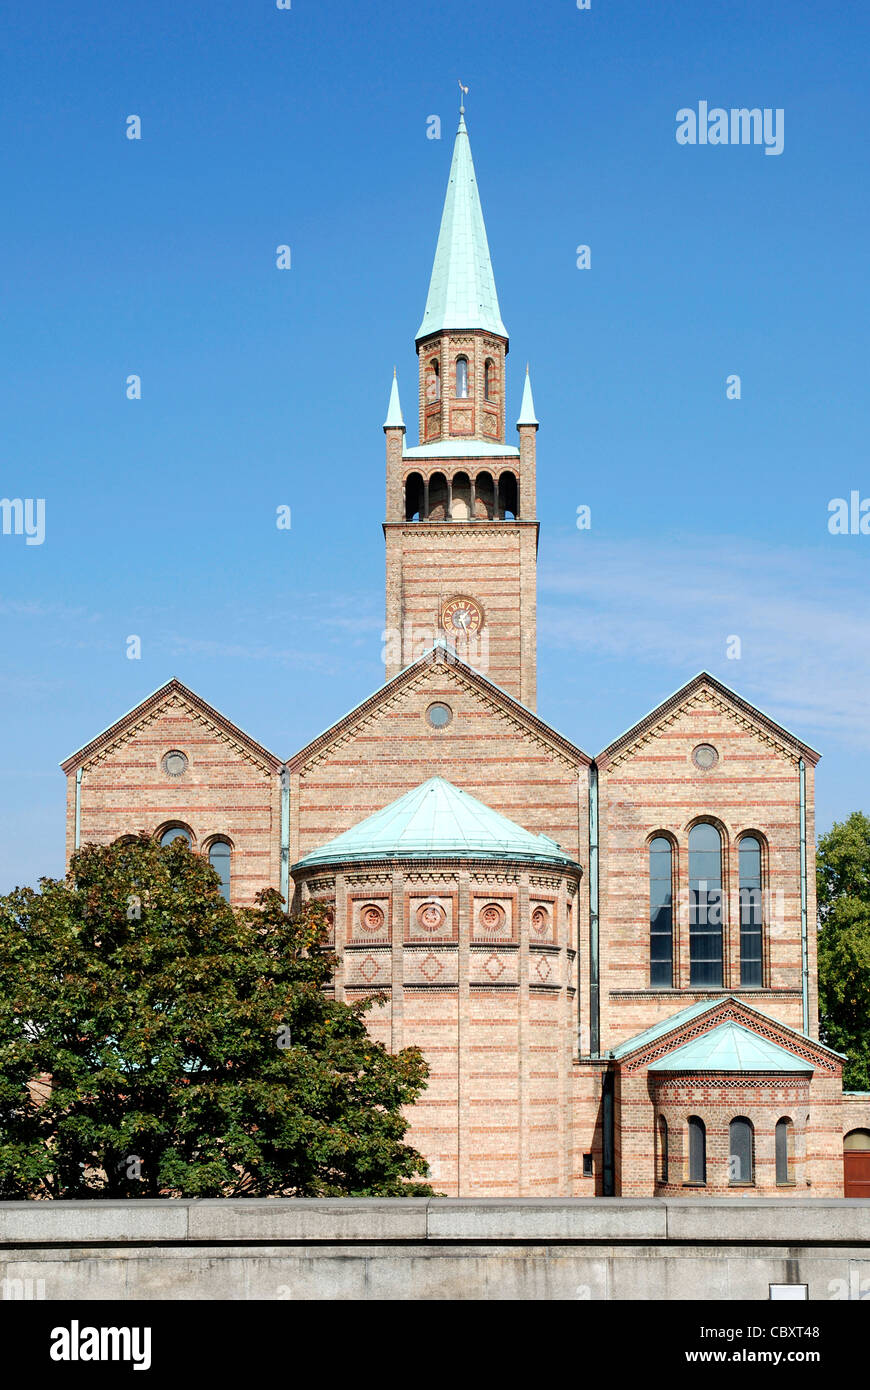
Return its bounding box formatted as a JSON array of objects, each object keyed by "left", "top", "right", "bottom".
[{"left": 844, "top": 1152, "right": 870, "bottom": 1197}]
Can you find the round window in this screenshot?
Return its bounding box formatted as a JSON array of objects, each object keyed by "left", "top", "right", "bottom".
[
  {"left": 162, "top": 750, "right": 188, "bottom": 778},
  {"left": 692, "top": 744, "right": 719, "bottom": 771},
  {"left": 426, "top": 702, "right": 452, "bottom": 728}
]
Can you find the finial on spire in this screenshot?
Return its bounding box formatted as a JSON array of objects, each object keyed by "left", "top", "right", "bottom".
[
  {"left": 384, "top": 371, "right": 405, "bottom": 430},
  {"left": 458, "top": 79, "right": 468, "bottom": 115}
]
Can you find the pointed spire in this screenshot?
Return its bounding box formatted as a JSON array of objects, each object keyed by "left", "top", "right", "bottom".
[
  {"left": 383, "top": 368, "right": 405, "bottom": 429},
  {"left": 415, "top": 109, "right": 507, "bottom": 341},
  {"left": 517, "top": 364, "right": 538, "bottom": 426}
]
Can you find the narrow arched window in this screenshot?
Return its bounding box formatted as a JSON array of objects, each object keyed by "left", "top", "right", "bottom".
[
  {"left": 208, "top": 840, "right": 231, "bottom": 903},
  {"left": 729, "top": 1117, "right": 754, "bottom": 1184},
  {"left": 775, "top": 1117, "right": 794, "bottom": 1184},
  {"left": 455, "top": 356, "right": 468, "bottom": 398},
  {"left": 689, "top": 823, "right": 723, "bottom": 987},
  {"left": 484, "top": 358, "right": 494, "bottom": 401},
  {"left": 688, "top": 1116, "right": 706, "bottom": 1184},
  {"left": 431, "top": 359, "right": 440, "bottom": 400},
  {"left": 649, "top": 836, "right": 674, "bottom": 987},
  {"left": 160, "top": 826, "right": 191, "bottom": 847},
  {"left": 658, "top": 1116, "right": 669, "bottom": 1183},
  {"left": 739, "top": 835, "right": 763, "bottom": 986}
]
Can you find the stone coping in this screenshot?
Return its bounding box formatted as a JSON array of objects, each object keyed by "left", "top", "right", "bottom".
[{"left": 1, "top": 1198, "right": 869, "bottom": 1247}]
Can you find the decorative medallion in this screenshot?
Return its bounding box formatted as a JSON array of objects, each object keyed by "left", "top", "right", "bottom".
[
  {"left": 440, "top": 595, "right": 484, "bottom": 636},
  {"left": 416, "top": 901, "right": 447, "bottom": 932},
  {"left": 479, "top": 902, "right": 507, "bottom": 933},
  {"left": 531, "top": 905, "right": 550, "bottom": 936},
  {"left": 359, "top": 903, "right": 385, "bottom": 933}
]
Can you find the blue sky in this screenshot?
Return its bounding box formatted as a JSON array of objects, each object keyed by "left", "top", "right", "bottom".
[{"left": 1, "top": 0, "right": 869, "bottom": 891}]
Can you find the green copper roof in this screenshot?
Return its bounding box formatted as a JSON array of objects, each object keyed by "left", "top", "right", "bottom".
[
  {"left": 517, "top": 366, "right": 538, "bottom": 426},
  {"left": 415, "top": 114, "right": 507, "bottom": 342},
  {"left": 648, "top": 1021, "right": 813, "bottom": 1074},
  {"left": 384, "top": 370, "right": 404, "bottom": 428},
  {"left": 403, "top": 440, "right": 519, "bottom": 460},
  {"left": 293, "top": 776, "right": 578, "bottom": 871}
]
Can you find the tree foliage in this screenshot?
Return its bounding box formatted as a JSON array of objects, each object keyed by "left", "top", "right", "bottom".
[
  {"left": 0, "top": 836, "right": 432, "bottom": 1198},
  {"left": 817, "top": 811, "right": 870, "bottom": 1091}
]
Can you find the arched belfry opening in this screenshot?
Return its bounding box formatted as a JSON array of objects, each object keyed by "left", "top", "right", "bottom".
[{"left": 451, "top": 472, "right": 472, "bottom": 520}]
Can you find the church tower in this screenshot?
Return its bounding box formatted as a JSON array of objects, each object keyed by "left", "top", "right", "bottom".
[{"left": 384, "top": 103, "right": 539, "bottom": 708}]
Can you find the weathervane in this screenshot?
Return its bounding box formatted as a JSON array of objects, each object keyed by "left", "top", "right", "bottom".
[{"left": 458, "top": 79, "right": 468, "bottom": 114}]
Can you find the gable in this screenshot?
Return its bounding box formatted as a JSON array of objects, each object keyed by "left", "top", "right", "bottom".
[
  {"left": 288, "top": 648, "right": 590, "bottom": 862},
  {"left": 597, "top": 672, "right": 819, "bottom": 774},
  {"left": 613, "top": 997, "right": 842, "bottom": 1077},
  {"left": 60, "top": 680, "right": 281, "bottom": 778}
]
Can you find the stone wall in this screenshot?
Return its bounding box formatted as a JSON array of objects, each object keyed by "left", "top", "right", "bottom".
[{"left": 2, "top": 1199, "right": 869, "bottom": 1301}]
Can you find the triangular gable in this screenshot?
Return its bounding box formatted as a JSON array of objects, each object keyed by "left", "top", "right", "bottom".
[
  {"left": 596, "top": 671, "right": 820, "bottom": 772},
  {"left": 647, "top": 1021, "right": 813, "bottom": 1074},
  {"left": 287, "top": 644, "right": 591, "bottom": 775},
  {"left": 611, "top": 996, "right": 843, "bottom": 1077},
  {"left": 60, "top": 679, "right": 282, "bottom": 776}
]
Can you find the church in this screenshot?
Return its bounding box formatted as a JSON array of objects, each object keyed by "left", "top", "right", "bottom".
[{"left": 61, "top": 106, "right": 869, "bottom": 1199}]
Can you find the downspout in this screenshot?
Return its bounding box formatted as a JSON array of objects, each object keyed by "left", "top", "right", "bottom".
[
  {"left": 799, "top": 757, "right": 809, "bottom": 1034},
  {"left": 588, "top": 763, "right": 600, "bottom": 1057},
  {"left": 74, "top": 767, "right": 82, "bottom": 851},
  {"left": 280, "top": 765, "right": 290, "bottom": 911}
]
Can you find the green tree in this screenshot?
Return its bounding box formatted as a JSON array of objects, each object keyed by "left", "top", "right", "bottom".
[
  {"left": 0, "top": 836, "right": 432, "bottom": 1198},
  {"left": 817, "top": 811, "right": 870, "bottom": 1091}
]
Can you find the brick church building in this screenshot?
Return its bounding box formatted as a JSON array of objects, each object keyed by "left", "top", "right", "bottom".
[{"left": 61, "top": 107, "right": 870, "bottom": 1199}]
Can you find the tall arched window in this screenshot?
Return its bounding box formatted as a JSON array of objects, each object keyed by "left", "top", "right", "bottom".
[
  {"left": 688, "top": 1116, "right": 706, "bottom": 1184},
  {"left": 498, "top": 470, "right": 518, "bottom": 519},
  {"left": 428, "top": 471, "right": 448, "bottom": 521},
  {"left": 484, "top": 358, "right": 494, "bottom": 401},
  {"left": 689, "top": 823, "right": 723, "bottom": 987},
  {"left": 658, "top": 1116, "right": 669, "bottom": 1184},
  {"left": 649, "top": 836, "right": 674, "bottom": 987},
  {"left": 455, "top": 356, "right": 469, "bottom": 398},
  {"left": 739, "top": 835, "right": 763, "bottom": 986},
  {"left": 405, "top": 471, "right": 424, "bottom": 522},
  {"left": 429, "top": 359, "right": 440, "bottom": 401},
  {"left": 775, "top": 1117, "right": 794, "bottom": 1185},
  {"left": 160, "top": 825, "right": 191, "bottom": 847},
  {"left": 208, "top": 840, "right": 231, "bottom": 903},
  {"left": 729, "top": 1117, "right": 754, "bottom": 1184}
]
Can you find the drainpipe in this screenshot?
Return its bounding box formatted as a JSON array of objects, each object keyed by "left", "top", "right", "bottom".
[
  {"left": 799, "top": 757, "right": 809, "bottom": 1034},
  {"left": 280, "top": 765, "right": 290, "bottom": 911},
  {"left": 74, "top": 767, "right": 82, "bottom": 851},
  {"left": 588, "top": 764, "right": 600, "bottom": 1058}
]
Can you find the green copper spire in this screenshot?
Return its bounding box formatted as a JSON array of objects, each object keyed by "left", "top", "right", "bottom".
[
  {"left": 517, "top": 364, "right": 538, "bottom": 425},
  {"left": 383, "top": 368, "right": 404, "bottom": 428},
  {"left": 415, "top": 110, "right": 508, "bottom": 342}
]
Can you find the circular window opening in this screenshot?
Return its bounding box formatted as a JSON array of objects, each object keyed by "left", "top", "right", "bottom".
[
  {"left": 426, "top": 702, "right": 452, "bottom": 729},
  {"left": 162, "top": 750, "right": 188, "bottom": 778},
  {"left": 692, "top": 743, "right": 719, "bottom": 771}
]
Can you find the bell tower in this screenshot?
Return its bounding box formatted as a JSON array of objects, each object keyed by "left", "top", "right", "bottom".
[{"left": 383, "top": 101, "right": 540, "bottom": 709}]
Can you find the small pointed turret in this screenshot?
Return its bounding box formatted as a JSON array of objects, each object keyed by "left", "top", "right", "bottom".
[
  {"left": 383, "top": 368, "right": 405, "bottom": 429},
  {"left": 517, "top": 365, "right": 538, "bottom": 427}
]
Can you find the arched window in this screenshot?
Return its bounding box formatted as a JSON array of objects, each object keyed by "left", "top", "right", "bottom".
[
  {"left": 649, "top": 836, "right": 674, "bottom": 987},
  {"left": 658, "top": 1116, "right": 669, "bottom": 1184},
  {"left": 429, "top": 359, "right": 440, "bottom": 401},
  {"left": 455, "top": 356, "right": 469, "bottom": 398},
  {"left": 689, "top": 823, "right": 723, "bottom": 987},
  {"left": 428, "top": 471, "right": 448, "bottom": 521},
  {"left": 208, "top": 840, "right": 231, "bottom": 903},
  {"left": 159, "top": 825, "right": 192, "bottom": 847},
  {"left": 405, "top": 471, "right": 424, "bottom": 522},
  {"left": 739, "top": 835, "right": 763, "bottom": 986},
  {"left": 688, "top": 1116, "right": 706, "bottom": 1184},
  {"left": 776, "top": 1117, "right": 794, "bottom": 1184},
  {"left": 474, "top": 471, "right": 494, "bottom": 519},
  {"left": 484, "top": 358, "right": 495, "bottom": 401},
  {"left": 729, "top": 1117, "right": 754, "bottom": 1184},
  {"left": 498, "top": 470, "right": 518, "bottom": 519},
  {"left": 844, "top": 1128, "right": 870, "bottom": 1150},
  {"left": 451, "top": 471, "right": 471, "bottom": 520}
]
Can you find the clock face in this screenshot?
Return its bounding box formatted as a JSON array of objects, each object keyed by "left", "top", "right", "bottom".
[{"left": 441, "top": 595, "right": 484, "bottom": 636}]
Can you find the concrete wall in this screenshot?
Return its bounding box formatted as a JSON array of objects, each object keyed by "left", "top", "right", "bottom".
[{"left": 2, "top": 1198, "right": 869, "bottom": 1301}]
